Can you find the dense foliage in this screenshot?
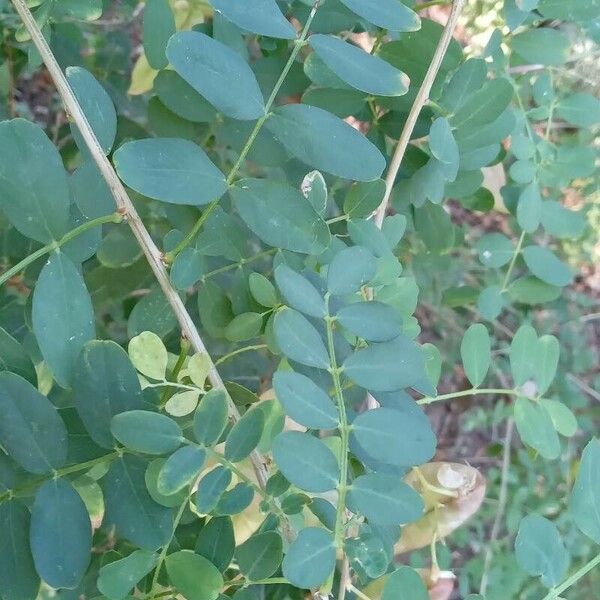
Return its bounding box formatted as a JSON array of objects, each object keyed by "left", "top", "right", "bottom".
[{"left": 0, "top": 0, "right": 599, "bottom": 599}]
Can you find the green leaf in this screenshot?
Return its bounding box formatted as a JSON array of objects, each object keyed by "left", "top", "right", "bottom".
[
  {"left": 165, "top": 551, "right": 223, "bottom": 600},
  {"left": 273, "top": 370, "right": 338, "bottom": 429},
  {"left": 32, "top": 252, "right": 95, "bottom": 387},
  {"left": 266, "top": 104, "right": 385, "bottom": 181},
  {"left": 508, "top": 276, "right": 561, "bottom": 304},
  {"left": 556, "top": 93, "right": 600, "bottom": 127},
  {"left": 328, "top": 246, "right": 377, "bottom": 296},
  {"left": 128, "top": 331, "right": 168, "bottom": 381},
  {"left": 157, "top": 446, "right": 206, "bottom": 495},
  {"left": 451, "top": 78, "right": 514, "bottom": 129},
  {"left": 283, "top": 527, "right": 336, "bottom": 588},
  {"left": 196, "top": 467, "right": 232, "bottom": 514},
  {"left": 0, "top": 326, "right": 37, "bottom": 386},
  {"left": 310, "top": 34, "right": 409, "bottom": 97},
  {"left": 102, "top": 455, "right": 174, "bottom": 550},
  {"left": 0, "top": 119, "right": 70, "bottom": 243},
  {"left": 382, "top": 566, "right": 429, "bottom": 600},
  {"left": 439, "top": 58, "right": 488, "bottom": 113},
  {"left": 225, "top": 312, "right": 263, "bottom": 342},
  {"left": 30, "top": 479, "right": 92, "bottom": 589},
  {"left": 343, "top": 180, "right": 386, "bottom": 218},
  {"left": 167, "top": 31, "right": 265, "bottom": 120},
  {"left": 510, "top": 325, "right": 538, "bottom": 385},
  {"left": 522, "top": 246, "right": 573, "bottom": 287},
  {"left": 540, "top": 399, "right": 577, "bottom": 438},
  {"left": 171, "top": 245, "right": 205, "bottom": 290},
  {"left": 460, "top": 324, "right": 491, "bottom": 387},
  {"left": 97, "top": 550, "right": 158, "bottom": 600},
  {"left": 231, "top": 179, "right": 330, "bottom": 254},
  {"left": 514, "top": 397, "right": 560, "bottom": 459},
  {"left": 347, "top": 473, "right": 424, "bottom": 525},
  {"left": 211, "top": 0, "right": 295, "bottom": 39},
  {"left": 338, "top": 0, "right": 420, "bottom": 31},
  {"left": 343, "top": 336, "right": 427, "bottom": 392},
  {"left": 0, "top": 501, "right": 40, "bottom": 600},
  {"left": 52, "top": 0, "right": 102, "bottom": 20},
  {"left": 215, "top": 482, "right": 254, "bottom": 515},
  {"left": 275, "top": 264, "right": 325, "bottom": 317},
  {"left": 236, "top": 531, "right": 283, "bottom": 581},
  {"left": 301, "top": 170, "right": 328, "bottom": 215},
  {"left": 224, "top": 407, "right": 264, "bottom": 462},
  {"left": 111, "top": 411, "right": 182, "bottom": 455},
  {"left": 0, "top": 372, "right": 67, "bottom": 474},
  {"left": 249, "top": 272, "right": 278, "bottom": 308},
  {"left": 515, "top": 514, "right": 569, "bottom": 587},
  {"left": 195, "top": 517, "right": 235, "bottom": 572},
  {"left": 535, "top": 335, "right": 559, "bottom": 394},
  {"left": 194, "top": 390, "right": 229, "bottom": 446},
  {"left": 517, "top": 183, "right": 542, "bottom": 233},
  {"left": 273, "top": 431, "right": 340, "bottom": 492},
  {"left": 351, "top": 407, "right": 436, "bottom": 467},
  {"left": 143, "top": 0, "right": 175, "bottom": 69},
  {"left": 476, "top": 233, "right": 513, "bottom": 268},
  {"left": 66, "top": 67, "right": 117, "bottom": 155},
  {"left": 336, "top": 301, "right": 402, "bottom": 342},
  {"left": 114, "top": 138, "right": 227, "bottom": 206},
  {"left": 570, "top": 438, "right": 600, "bottom": 544},
  {"left": 511, "top": 28, "right": 569, "bottom": 65},
  {"left": 73, "top": 340, "right": 143, "bottom": 448},
  {"left": 429, "top": 117, "right": 459, "bottom": 182},
  {"left": 274, "top": 308, "right": 329, "bottom": 369},
  {"left": 477, "top": 285, "right": 506, "bottom": 320}
]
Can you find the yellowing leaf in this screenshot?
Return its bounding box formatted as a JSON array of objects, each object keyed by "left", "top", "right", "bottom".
[{"left": 128, "top": 54, "right": 158, "bottom": 96}]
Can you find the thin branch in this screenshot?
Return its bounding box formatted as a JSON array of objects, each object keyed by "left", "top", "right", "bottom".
[
  {"left": 9, "top": 0, "right": 269, "bottom": 488},
  {"left": 373, "top": 0, "right": 466, "bottom": 227},
  {"left": 541, "top": 553, "right": 600, "bottom": 600}
]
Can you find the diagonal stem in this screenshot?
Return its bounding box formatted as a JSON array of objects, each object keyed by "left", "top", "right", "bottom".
[
  {"left": 373, "top": 0, "right": 466, "bottom": 227},
  {"left": 9, "top": 0, "right": 269, "bottom": 488}
]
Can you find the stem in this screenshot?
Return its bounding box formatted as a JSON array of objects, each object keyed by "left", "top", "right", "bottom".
[
  {"left": 0, "top": 212, "right": 122, "bottom": 287},
  {"left": 214, "top": 344, "right": 268, "bottom": 367},
  {"left": 417, "top": 388, "right": 518, "bottom": 405},
  {"left": 159, "top": 338, "right": 191, "bottom": 408},
  {"left": 10, "top": 0, "right": 270, "bottom": 489},
  {"left": 373, "top": 0, "right": 466, "bottom": 227},
  {"left": 322, "top": 295, "right": 350, "bottom": 596},
  {"left": 167, "top": 2, "right": 321, "bottom": 262},
  {"left": 501, "top": 231, "right": 525, "bottom": 292},
  {"left": 199, "top": 249, "right": 277, "bottom": 282},
  {"left": 348, "top": 584, "right": 374, "bottom": 600},
  {"left": 541, "top": 553, "right": 600, "bottom": 600}
]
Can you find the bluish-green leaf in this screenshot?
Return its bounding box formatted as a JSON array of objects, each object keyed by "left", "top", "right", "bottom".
[
  {"left": 302, "top": 170, "right": 328, "bottom": 215},
  {"left": 511, "top": 28, "right": 569, "bottom": 65},
  {"left": 535, "top": 335, "right": 559, "bottom": 394},
  {"left": 351, "top": 407, "right": 436, "bottom": 467},
  {"left": 266, "top": 104, "right": 385, "bottom": 181},
  {"left": 30, "top": 479, "right": 92, "bottom": 589},
  {"left": 0, "top": 326, "right": 37, "bottom": 386},
  {"left": 236, "top": 531, "right": 283, "bottom": 581},
  {"left": 273, "top": 370, "right": 338, "bottom": 429},
  {"left": 336, "top": 301, "right": 402, "bottom": 342},
  {"left": 283, "top": 527, "right": 336, "bottom": 588},
  {"left": 347, "top": 473, "right": 424, "bottom": 525},
  {"left": 429, "top": 117, "right": 459, "bottom": 182},
  {"left": 310, "top": 35, "right": 409, "bottom": 97},
  {"left": 165, "top": 551, "right": 223, "bottom": 600},
  {"left": 439, "top": 58, "right": 488, "bottom": 113},
  {"left": 328, "top": 246, "right": 377, "bottom": 296},
  {"left": 522, "top": 246, "right": 573, "bottom": 287},
  {"left": 476, "top": 233, "right": 513, "bottom": 268},
  {"left": 143, "top": 0, "right": 175, "bottom": 69},
  {"left": 102, "top": 455, "right": 174, "bottom": 550},
  {"left": 210, "top": 0, "right": 296, "bottom": 39},
  {"left": 195, "top": 517, "right": 235, "bottom": 572},
  {"left": 196, "top": 466, "right": 232, "bottom": 514},
  {"left": 157, "top": 446, "right": 207, "bottom": 495},
  {"left": 338, "top": 0, "right": 420, "bottom": 31},
  {"left": 515, "top": 514, "right": 569, "bottom": 587},
  {"left": 249, "top": 272, "right": 278, "bottom": 308},
  {"left": 275, "top": 265, "right": 326, "bottom": 317},
  {"left": 32, "top": 252, "right": 95, "bottom": 387},
  {"left": 343, "top": 180, "right": 386, "bottom": 218},
  {"left": 73, "top": 340, "right": 143, "bottom": 448},
  {"left": 514, "top": 397, "right": 560, "bottom": 459},
  {"left": 66, "top": 67, "right": 117, "bottom": 154},
  {"left": 0, "top": 501, "right": 39, "bottom": 600},
  {"left": 0, "top": 372, "right": 67, "bottom": 474},
  {"left": 114, "top": 138, "right": 227, "bottom": 206},
  {"left": 0, "top": 119, "right": 70, "bottom": 243},
  {"left": 274, "top": 308, "right": 330, "bottom": 369},
  {"left": 215, "top": 482, "right": 254, "bottom": 516},
  {"left": 231, "top": 179, "right": 331, "bottom": 254},
  {"left": 451, "top": 78, "right": 514, "bottom": 129},
  {"left": 224, "top": 407, "right": 264, "bottom": 462},
  {"left": 460, "top": 324, "right": 491, "bottom": 387},
  {"left": 517, "top": 183, "right": 542, "bottom": 233},
  {"left": 194, "top": 390, "right": 229, "bottom": 446},
  {"left": 97, "top": 550, "right": 158, "bottom": 600},
  {"left": 167, "top": 31, "right": 265, "bottom": 120},
  {"left": 111, "top": 411, "right": 182, "bottom": 455},
  {"left": 343, "top": 336, "right": 427, "bottom": 392},
  {"left": 382, "top": 566, "right": 429, "bottom": 600},
  {"left": 510, "top": 325, "right": 538, "bottom": 385},
  {"left": 570, "top": 438, "right": 600, "bottom": 544},
  {"left": 556, "top": 93, "right": 600, "bottom": 127},
  {"left": 273, "top": 431, "right": 339, "bottom": 492}
]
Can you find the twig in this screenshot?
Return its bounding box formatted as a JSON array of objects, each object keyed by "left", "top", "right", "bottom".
[
  {"left": 479, "top": 418, "right": 514, "bottom": 595},
  {"left": 9, "top": 0, "right": 269, "bottom": 488},
  {"left": 373, "top": 0, "right": 466, "bottom": 227},
  {"left": 541, "top": 553, "right": 600, "bottom": 600}
]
